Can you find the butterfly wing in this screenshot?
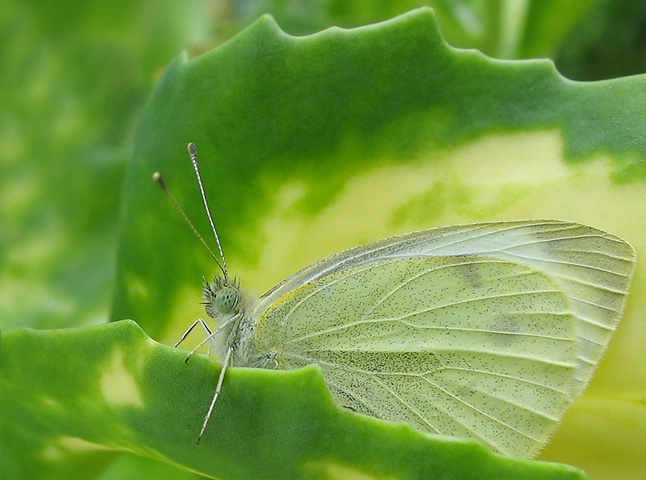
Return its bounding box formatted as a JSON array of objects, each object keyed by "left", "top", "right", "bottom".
[
  {"left": 252, "top": 221, "right": 635, "bottom": 457},
  {"left": 256, "top": 254, "right": 579, "bottom": 457},
  {"left": 257, "top": 221, "right": 636, "bottom": 398}
]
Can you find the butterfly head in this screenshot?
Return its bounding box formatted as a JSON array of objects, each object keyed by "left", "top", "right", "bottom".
[{"left": 203, "top": 276, "right": 241, "bottom": 318}]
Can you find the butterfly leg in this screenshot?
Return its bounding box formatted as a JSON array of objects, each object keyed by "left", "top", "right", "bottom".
[
  {"left": 183, "top": 316, "right": 236, "bottom": 364},
  {"left": 197, "top": 345, "right": 233, "bottom": 444},
  {"left": 174, "top": 318, "right": 214, "bottom": 361},
  {"left": 174, "top": 318, "right": 213, "bottom": 348}
]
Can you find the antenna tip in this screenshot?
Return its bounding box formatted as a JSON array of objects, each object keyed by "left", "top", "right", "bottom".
[
  {"left": 188, "top": 142, "right": 197, "bottom": 156},
  {"left": 152, "top": 171, "right": 167, "bottom": 190}
]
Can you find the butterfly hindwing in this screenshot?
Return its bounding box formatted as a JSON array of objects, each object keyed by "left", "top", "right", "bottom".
[{"left": 255, "top": 254, "right": 578, "bottom": 457}]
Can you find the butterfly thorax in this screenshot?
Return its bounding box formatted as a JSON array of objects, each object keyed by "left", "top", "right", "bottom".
[{"left": 202, "top": 276, "right": 271, "bottom": 368}]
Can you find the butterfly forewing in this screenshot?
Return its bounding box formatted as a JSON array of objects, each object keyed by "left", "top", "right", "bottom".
[
  {"left": 256, "top": 221, "right": 636, "bottom": 398},
  {"left": 252, "top": 220, "right": 635, "bottom": 457},
  {"left": 420, "top": 222, "right": 636, "bottom": 397}
]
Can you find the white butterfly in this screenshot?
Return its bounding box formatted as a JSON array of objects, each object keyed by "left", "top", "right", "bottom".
[{"left": 156, "top": 143, "right": 636, "bottom": 458}]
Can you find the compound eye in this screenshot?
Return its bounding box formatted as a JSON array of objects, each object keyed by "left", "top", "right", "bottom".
[{"left": 214, "top": 286, "right": 238, "bottom": 313}]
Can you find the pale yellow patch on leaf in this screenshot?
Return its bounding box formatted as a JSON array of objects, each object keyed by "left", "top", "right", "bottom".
[
  {"left": 241, "top": 130, "right": 643, "bottom": 294},
  {"left": 100, "top": 349, "right": 143, "bottom": 408},
  {"left": 304, "top": 461, "right": 398, "bottom": 480},
  {"left": 125, "top": 272, "right": 151, "bottom": 306},
  {"left": 41, "top": 436, "right": 112, "bottom": 461}
]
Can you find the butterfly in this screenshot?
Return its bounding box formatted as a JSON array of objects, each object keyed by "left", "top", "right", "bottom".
[{"left": 155, "top": 143, "right": 636, "bottom": 458}]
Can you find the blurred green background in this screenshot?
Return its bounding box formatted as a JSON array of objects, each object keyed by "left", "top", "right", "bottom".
[
  {"left": 2, "top": 0, "right": 646, "bottom": 333},
  {"left": 2, "top": 1, "right": 646, "bottom": 479}
]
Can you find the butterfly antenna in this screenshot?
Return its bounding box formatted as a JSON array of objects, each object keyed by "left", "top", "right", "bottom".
[
  {"left": 187, "top": 143, "right": 229, "bottom": 280},
  {"left": 152, "top": 171, "right": 226, "bottom": 277}
]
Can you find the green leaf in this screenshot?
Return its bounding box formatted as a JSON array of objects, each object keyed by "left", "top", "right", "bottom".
[
  {"left": 112, "top": 7, "right": 645, "bottom": 478},
  {"left": 224, "top": 0, "right": 598, "bottom": 60},
  {"left": 119, "top": 5, "right": 646, "bottom": 476},
  {"left": 0, "top": 320, "right": 588, "bottom": 480}
]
